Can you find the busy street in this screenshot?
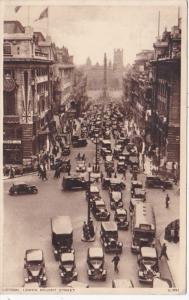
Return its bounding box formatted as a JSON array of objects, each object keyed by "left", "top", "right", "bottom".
[
  {"left": 2, "top": 3, "right": 184, "bottom": 293},
  {"left": 3, "top": 102, "right": 179, "bottom": 289}
]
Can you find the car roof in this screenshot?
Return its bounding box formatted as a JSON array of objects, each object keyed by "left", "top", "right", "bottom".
[
  {"left": 131, "top": 180, "right": 142, "bottom": 186},
  {"left": 112, "top": 191, "right": 121, "bottom": 195},
  {"left": 51, "top": 216, "right": 73, "bottom": 234},
  {"left": 116, "top": 208, "right": 126, "bottom": 214},
  {"left": 134, "top": 188, "right": 146, "bottom": 194},
  {"left": 141, "top": 247, "right": 157, "bottom": 258},
  {"left": 110, "top": 178, "right": 121, "bottom": 184},
  {"left": 26, "top": 249, "right": 43, "bottom": 261},
  {"left": 102, "top": 140, "right": 111, "bottom": 143},
  {"left": 112, "top": 279, "right": 133, "bottom": 288},
  {"left": 101, "top": 221, "right": 117, "bottom": 231},
  {"left": 60, "top": 252, "right": 74, "bottom": 262},
  {"left": 135, "top": 203, "right": 154, "bottom": 227},
  {"left": 90, "top": 185, "right": 99, "bottom": 192},
  {"left": 15, "top": 182, "right": 26, "bottom": 185},
  {"left": 88, "top": 247, "right": 103, "bottom": 258}
]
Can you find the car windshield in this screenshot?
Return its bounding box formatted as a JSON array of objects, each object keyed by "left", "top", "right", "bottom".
[
  {"left": 142, "top": 258, "right": 157, "bottom": 265},
  {"left": 118, "top": 213, "right": 126, "bottom": 217},
  {"left": 134, "top": 231, "right": 154, "bottom": 239},
  {"left": 90, "top": 258, "right": 102, "bottom": 264},
  {"left": 27, "top": 260, "right": 41, "bottom": 265},
  {"left": 62, "top": 261, "right": 73, "bottom": 266},
  {"left": 96, "top": 204, "right": 105, "bottom": 209}
]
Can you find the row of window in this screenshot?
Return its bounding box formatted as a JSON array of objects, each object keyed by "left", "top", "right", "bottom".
[
  {"left": 158, "top": 80, "right": 169, "bottom": 97},
  {"left": 37, "top": 82, "right": 49, "bottom": 94},
  {"left": 36, "top": 68, "right": 48, "bottom": 76}
]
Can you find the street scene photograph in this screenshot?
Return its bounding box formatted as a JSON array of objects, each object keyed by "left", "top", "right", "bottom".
[{"left": 1, "top": 0, "right": 187, "bottom": 294}]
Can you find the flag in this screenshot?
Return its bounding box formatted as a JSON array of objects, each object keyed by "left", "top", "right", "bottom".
[
  {"left": 15, "top": 6, "right": 21, "bottom": 13},
  {"left": 35, "top": 7, "right": 48, "bottom": 22}
]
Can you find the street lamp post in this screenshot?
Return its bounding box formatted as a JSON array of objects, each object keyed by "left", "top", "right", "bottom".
[{"left": 87, "top": 164, "right": 93, "bottom": 224}]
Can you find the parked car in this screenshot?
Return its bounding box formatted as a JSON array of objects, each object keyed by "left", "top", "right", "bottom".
[
  {"left": 145, "top": 176, "right": 173, "bottom": 189},
  {"left": 59, "top": 252, "right": 78, "bottom": 284},
  {"left": 138, "top": 247, "right": 160, "bottom": 283},
  {"left": 51, "top": 216, "right": 74, "bottom": 260},
  {"left": 87, "top": 247, "right": 107, "bottom": 281},
  {"left": 109, "top": 191, "right": 123, "bottom": 210},
  {"left": 9, "top": 183, "right": 38, "bottom": 195},
  {"left": 91, "top": 199, "right": 110, "bottom": 221},
  {"left": 62, "top": 174, "right": 88, "bottom": 190},
  {"left": 114, "top": 208, "right": 129, "bottom": 230},
  {"left": 112, "top": 279, "right": 134, "bottom": 288},
  {"left": 100, "top": 221, "right": 123, "bottom": 254},
  {"left": 24, "top": 249, "right": 47, "bottom": 287}
]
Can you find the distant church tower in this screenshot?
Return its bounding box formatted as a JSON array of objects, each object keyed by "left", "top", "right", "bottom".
[
  {"left": 103, "top": 53, "right": 108, "bottom": 99},
  {"left": 113, "top": 49, "right": 123, "bottom": 70}
]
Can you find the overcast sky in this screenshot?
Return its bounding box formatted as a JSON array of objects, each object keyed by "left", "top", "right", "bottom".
[{"left": 3, "top": 3, "right": 180, "bottom": 65}]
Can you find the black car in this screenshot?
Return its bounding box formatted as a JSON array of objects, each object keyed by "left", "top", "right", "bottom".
[
  {"left": 62, "top": 145, "right": 71, "bottom": 156},
  {"left": 24, "top": 249, "right": 47, "bottom": 286},
  {"left": 87, "top": 247, "right": 107, "bottom": 281},
  {"left": 114, "top": 208, "right": 129, "bottom": 230},
  {"left": 138, "top": 247, "right": 160, "bottom": 284},
  {"left": 9, "top": 183, "right": 38, "bottom": 195},
  {"left": 59, "top": 252, "right": 78, "bottom": 283},
  {"left": 145, "top": 176, "right": 173, "bottom": 189},
  {"left": 62, "top": 174, "right": 88, "bottom": 190},
  {"left": 72, "top": 137, "right": 87, "bottom": 148},
  {"left": 109, "top": 191, "right": 123, "bottom": 210},
  {"left": 51, "top": 216, "right": 74, "bottom": 260},
  {"left": 91, "top": 199, "right": 110, "bottom": 221},
  {"left": 100, "top": 221, "right": 123, "bottom": 254},
  {"left": 117, "top": 161, "right": 126, "bottom": 174}
]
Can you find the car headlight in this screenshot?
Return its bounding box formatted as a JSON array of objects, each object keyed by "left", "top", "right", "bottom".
[
  {"left": 119, "top": 242, "right": 123, "bottom": 246},
  {"left": 29, "top": 276, "right": 32, "bottom": 280},
  {"left": 100, "top": 268, "right": 103, "bottom": 272},
  {"left": 104, "top": 242, "right": 107, "bottom": 247},
  {"left": 25, "top": 278, "right": 29, "bottom": 282},
  {"left": 139, "top": 271, "right": 143, "bottom": 276},
  {"left": 61, "top": 272, "right": 64, "bottom": 276},
  {"left": 43, "top": 276, "right": 46, "bottom": 280}
]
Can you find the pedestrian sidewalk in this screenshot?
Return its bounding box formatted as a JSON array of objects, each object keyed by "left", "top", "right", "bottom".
[{"left": 159, "top": 234, "right": 180, "bottom": 288}]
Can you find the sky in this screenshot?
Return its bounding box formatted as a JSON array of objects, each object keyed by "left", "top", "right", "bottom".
[{"left": 3, "top": 2, "right": 181, "bottom": 66}]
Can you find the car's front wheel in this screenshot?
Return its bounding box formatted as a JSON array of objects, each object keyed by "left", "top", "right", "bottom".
[{"left": 32, "top": 189, "right": 38, "bottom": 194}]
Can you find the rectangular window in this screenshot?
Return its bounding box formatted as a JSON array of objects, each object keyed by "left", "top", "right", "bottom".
[{"left": 4, "top": 43, "right": 11, "bottom": 55}]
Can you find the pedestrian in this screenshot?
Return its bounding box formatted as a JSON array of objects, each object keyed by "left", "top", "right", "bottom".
[
  {"left": 114, "top": 172, "right": 117, "bottom": 178},
  {"left": 88, "top": 218, "right": 95, "bottom": 238},
  {"left": 166, "top": 194, "right": 170, "bottom": 208},
  {"left": 112, "top": 254, "right": 120, "bottom": 272},
  {"left": 9, "top": 166, "right": 15, "bottom": 178},
  {"left": 101, "top": 171, "right": 104, "bottom": 182},
  {"left": 159, "top": 243, "right": 169, "bottom": 260},
  {"left": 123, "top": 168, "right": 126, "bottom": 180}
]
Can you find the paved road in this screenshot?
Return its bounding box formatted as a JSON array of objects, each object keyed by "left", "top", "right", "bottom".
[{"left": 3, "top": 133, "right": 178, "bottom": 288}]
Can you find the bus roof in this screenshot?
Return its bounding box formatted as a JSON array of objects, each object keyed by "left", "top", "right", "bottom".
[
  {"left": 134, "top": 203, "right": 155, "bottom": 229},
  {"left": 51, "top": 216, "right": 73, "bottom": 235}
]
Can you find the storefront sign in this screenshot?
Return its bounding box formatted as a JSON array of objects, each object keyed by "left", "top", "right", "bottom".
[{"left": 4, "top": 74, "right": 16, "bottom": 92}]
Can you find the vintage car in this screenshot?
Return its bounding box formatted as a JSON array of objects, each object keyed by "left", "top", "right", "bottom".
[
  {"left": 9, "top": 183, "right": 38, "bottom": 195},
  {"left": 62, "top": 145, "right": 71, "bottom": 156},
  {"left": 101, "top": 140, "right": 112, "bottom": 151},
  {"left": 109, "top": 178, "right": 126, "bottom": 191},
  {"left": 114, "top": 208, "right": 129, "bottom": 230},
  {"left": 86, "top": 185, "right": 101, "bottom": 204},
  {"left": 51, "top": 216, "right": 74, "bottom": 260},
  {"left": 100, "top": 221, "right": 123, "bottom": 254},
  {"left": 101, "top": 148, "right": 112, "bottom": 159},
  {"left": 24, "top": 249, "right": 47, "bottom": 287},
  {"left": 109, "top": 191, "right": 123, "bottom": 210},
  {"left": 131, "top": 188, "right": 146, "bottom": 201},
  {"left": 138, "top": 247, "right": 160, "bottom": 284},
  {"left": 129, "top": 156, "right": 139, "bottom": 168},
  {"left": 91, "top": 199, "right": 110, "bottom": 221},
  {"left": 131, "top": 180, "right": 143, "bottom": 195},
  {"left": 164, "top": 219, "right": 179, "bottom": 243},
  {"left": 102, "top": 177, "right": 125, "bottom": 190},
  {"left": 53, "top": 158, "right": 71, "bottom": 172},
  {"left": 59, "top": 252, "right": 78, "bottom": 283},
  {"left": 113, "top": 145, "right": 123, "bottom": 159},
  {"left": 76, "top": 161, "right": 86, "bottom": 173},
  {"left": 117, "top": 161, "right": 126, "bottom": 173},
  {"left": 87, "top": 247, "right": 107, "bottom": 281},
  {"left": 112, "top": 279, "right": 134, "bottom": 288},
  {"left": 72, "top": 136, "right": 88, "bottom": 148},
  {"left": 145, "top": 176, "right": 173, "bottom": 189},
  {"left": 62, "top": 174, "right": 88, "bottom": 190}
]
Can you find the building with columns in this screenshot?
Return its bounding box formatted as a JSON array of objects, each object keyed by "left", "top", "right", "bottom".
[{"left": 3, "top": 20, "right": 55, "bottom": 167}]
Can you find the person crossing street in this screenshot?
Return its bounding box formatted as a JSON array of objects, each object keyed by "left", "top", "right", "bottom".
[
  {"left": 112, "top": 254, "right": 120, "bottom": 272},
  {"left": 159, "top": 243, "right": 169, "bottom": 260},
  {"left": 166, "top": 194, "right": 170, "bottom": 208}
]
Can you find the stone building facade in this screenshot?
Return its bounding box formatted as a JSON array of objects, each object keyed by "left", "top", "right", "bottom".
[{"left": 3, "top": 21, "right": 54, "bottom": 166}]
